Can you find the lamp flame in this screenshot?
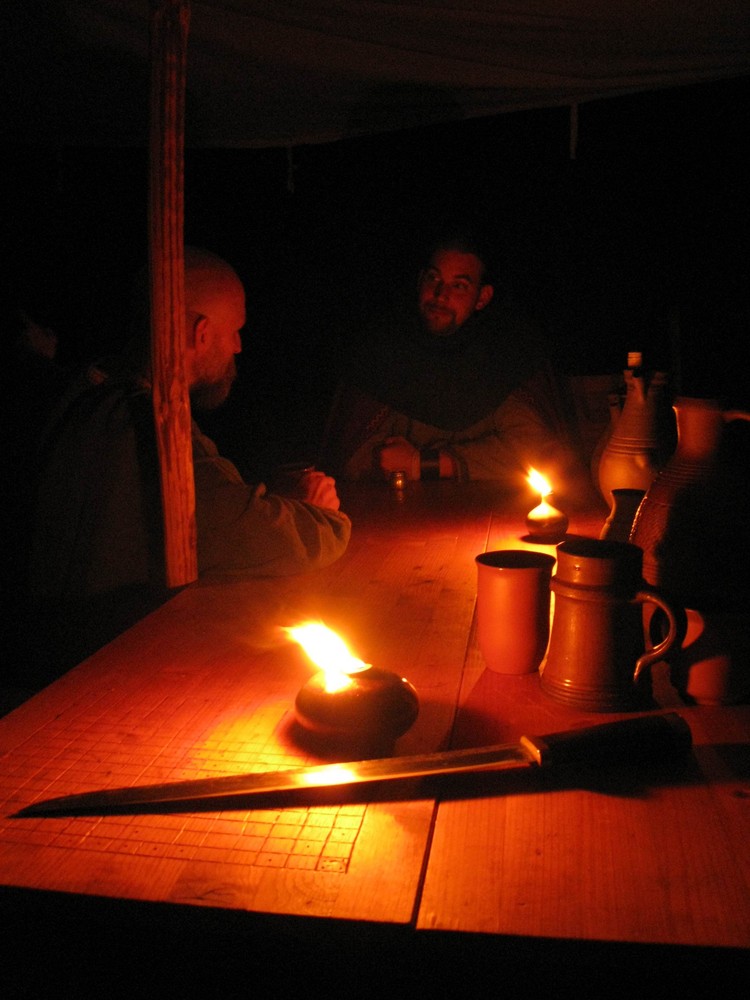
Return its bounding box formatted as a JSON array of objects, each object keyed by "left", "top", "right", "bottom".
[
  {"left": 285, "top": 622, "right": 369, "bottom": 693},
  {"left": 527, "top": 467, "right": 552, "bottom": 497},
  {"left": 525, "top": 467, "right": 568, "bottom": 542}
]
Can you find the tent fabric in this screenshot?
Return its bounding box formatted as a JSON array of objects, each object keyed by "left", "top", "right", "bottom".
[{"left": 4, "top": 0, "right": 750, "bottom": 148}]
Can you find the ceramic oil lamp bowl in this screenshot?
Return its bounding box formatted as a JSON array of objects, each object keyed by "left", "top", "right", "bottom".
[
  {"left": 525, "top": 496, "right": 568, "bottom": 543},
  {"left": 294, "top": 666, "right": 419, "bottom": 742},
  {"left": 525, "top": 468, "right": 569, "bottom": 543},
  {"left": 286, "top": 622, "right": 419, "bottom": 752}
]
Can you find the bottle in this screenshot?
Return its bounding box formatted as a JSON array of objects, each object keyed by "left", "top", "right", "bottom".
[
  {"left": 589, "top": 386, "right": 624, "bottom": 492},
  {"left": 599, "top": 488, "right": 646, "bottom": 542},
  {"left": 596, "top": 352, "right": 672, "bottom": 506},
  {"left": 629, "top": 397, "right": 750, "bottom": 604},
  {"left": 629, "top": 398, "right": 750, "bottom": 704}
]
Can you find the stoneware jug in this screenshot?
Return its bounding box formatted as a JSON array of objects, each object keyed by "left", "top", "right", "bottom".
[
  {"left": 589, "top": 387, "right": 624, "bottom": 490},
  {"left": 540, "top": 536, "right": 682, "bottom": 712},
  {"left": 629, "top": 397, "right": 750, "bottom": 604},
  {"left": 596, "top": 366, "right": 672, "bottom": 505},
  {"left": 599, "top": 488, "right": 646, "bottom": 542},
  {"left": 629, "top": 397, "right": 750, "bottom": 704}
]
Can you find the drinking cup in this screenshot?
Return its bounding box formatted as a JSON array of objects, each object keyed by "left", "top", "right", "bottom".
[
  {"left": 267, "top": 462, "right": 316, "bottom": 496},
  {"left": 475, "top": 550, "right": 556, "bottom": 674}
]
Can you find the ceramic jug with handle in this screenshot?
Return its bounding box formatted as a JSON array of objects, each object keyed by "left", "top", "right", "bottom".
[
  {"left": 596, "top": 354, "right": 672, "bottom": 505},
  {"left": 540, "top": 536, "right": 682, "bottom": 712},
  {"left": 599, "top": 488, "right": 646, "bottom": 543},
  {"left": 628, "top": 398, "right": 750, "bottom": 704},
  {"left": 629, "top": 397, "right": 750, "bottom": 606}
]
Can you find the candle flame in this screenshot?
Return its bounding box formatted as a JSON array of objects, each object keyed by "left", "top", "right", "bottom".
[
  {"left": 527, "top": 467, "right": 552, "bottom": 497},
  {"left": 285, "top": 622, "right": 369, "bottom": 693}
]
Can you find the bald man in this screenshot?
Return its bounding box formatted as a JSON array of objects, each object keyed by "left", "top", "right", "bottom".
[{"left": 22, "top": 248, "right": 350, "bottom": 687}]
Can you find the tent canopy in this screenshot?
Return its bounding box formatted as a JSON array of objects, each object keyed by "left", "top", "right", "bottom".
[{"left": 5, "top": 1, "right": 750, "bottom": 148}]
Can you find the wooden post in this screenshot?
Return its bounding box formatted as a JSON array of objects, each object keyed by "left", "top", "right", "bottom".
[{"left": 148, "top": 0, "right": 197, "bottom": 587}]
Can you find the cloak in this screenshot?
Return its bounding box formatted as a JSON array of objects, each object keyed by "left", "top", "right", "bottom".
[{"left": 342, "top": 291, "right": 551, "bottom": 432}]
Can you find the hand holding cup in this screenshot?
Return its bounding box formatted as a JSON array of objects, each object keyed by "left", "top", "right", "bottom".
[{"left": 268, "top": 463, "right": 341, "bottom": 511}]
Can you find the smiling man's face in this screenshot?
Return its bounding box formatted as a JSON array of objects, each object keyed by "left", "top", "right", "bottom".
[{"left": 417, "top": 248, "right": 493, "bottom": 336}]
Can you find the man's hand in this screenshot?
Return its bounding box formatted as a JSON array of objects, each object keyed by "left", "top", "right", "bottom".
[
  {"left": 377, "top": 437, "right": 421, "bottom": 479},
  {"left": 296, "top": 470, "right": 342, "bottom": 511},
  {"left": 376, "top": 438, "right": 457, "bottom": 480}
]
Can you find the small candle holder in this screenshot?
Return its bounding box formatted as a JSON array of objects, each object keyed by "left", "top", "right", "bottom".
[
  {"left": 525, "top": 468, "right": 569, "bottom": 543},
  {"left": 525, "top": 494, "right": 569, "bottom": 543},
  {"left": 390, "top": 469, "right": 407, "bottom": 491}
]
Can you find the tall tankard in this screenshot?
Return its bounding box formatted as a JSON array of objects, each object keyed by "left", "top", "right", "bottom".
[{"left": 541, "top": 536, "right": 683, "bottom": 712}]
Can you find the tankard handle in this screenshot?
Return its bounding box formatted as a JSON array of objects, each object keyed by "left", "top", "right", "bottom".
[{"left": 633, "top": 589, "right": 686, "bottom": 683}]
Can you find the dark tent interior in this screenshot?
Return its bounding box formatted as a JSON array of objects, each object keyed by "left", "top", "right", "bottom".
[
  {"left": 6, "top": 77, "right": 749, "bottom": 477},
  {"left": 2, "top": 4, "right": 750, "bottom": 995},
  {"left": 3, "top": 3, "right": 750, "bottom": 480}
]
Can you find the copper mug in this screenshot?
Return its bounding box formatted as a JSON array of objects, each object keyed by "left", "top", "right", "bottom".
[
  {"left": 540, "top": 536, "right": 683, "bottom": 712},
  {"left": 475, "top": 550, "right": 556, "bottom": 674}
]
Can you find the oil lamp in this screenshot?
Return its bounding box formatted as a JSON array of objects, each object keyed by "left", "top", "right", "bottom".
[
  {"left": 525, "top": 468, "right": 569, "bottom": 543},
  {"left": 286, "top": 623, "right": 419, "bottom": 744}
]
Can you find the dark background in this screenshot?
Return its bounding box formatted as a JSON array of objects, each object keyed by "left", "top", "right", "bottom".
[{"left": 3, "top": 75, "right": 748, "bottom": 474}]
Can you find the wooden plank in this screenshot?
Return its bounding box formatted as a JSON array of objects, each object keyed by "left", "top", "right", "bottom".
[
  {"left": 148, "top": 0, "right": 197, "bottom": 587},
  {"left": 0, "top": 484, "right": 493, "bottom": 923},
  {"left": 418, "top": 672, "right": 750, "bottom": 948},
  {"left": 4, "top": 484, "right": 747, "bottom": 948}
]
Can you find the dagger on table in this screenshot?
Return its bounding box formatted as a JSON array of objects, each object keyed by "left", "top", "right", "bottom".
[{"left": 16, "top": 713, "right": 691, "bottom": 817}]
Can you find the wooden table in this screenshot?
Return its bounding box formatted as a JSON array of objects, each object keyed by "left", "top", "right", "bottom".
[{"left": 1, "top": 483, "right": 748, "bottom": 993}]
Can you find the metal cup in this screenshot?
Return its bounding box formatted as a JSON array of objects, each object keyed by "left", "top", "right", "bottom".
[
  {"left": 267, "top": 462, "right": 315, "bottom": 495},
  {"left": 475, "top": 550, "right": 556, "bottom": 674}
]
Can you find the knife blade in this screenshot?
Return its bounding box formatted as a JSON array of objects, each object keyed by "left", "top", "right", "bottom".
[{"left": 17, "top": 712, "right": 691, "bottom": 817}]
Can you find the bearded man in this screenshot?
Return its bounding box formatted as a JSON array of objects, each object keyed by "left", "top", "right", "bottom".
[
  {"left": 21, "top": 248, "right": 350, "bottom": 687},
  {"left": 321, "top": 233, "right": 590, "bottom": 503}
]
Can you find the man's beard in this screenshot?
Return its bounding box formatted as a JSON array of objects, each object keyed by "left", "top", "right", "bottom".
[
  {"left": 190, "top": 360, "right": 237, "bottom": 412},
  {"left": 420, "top": 304, "right": 459, "bottom": 337}
]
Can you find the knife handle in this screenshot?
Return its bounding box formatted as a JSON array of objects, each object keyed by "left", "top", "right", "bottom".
[{"left": 520, "top": 712, "right": 692, "bottom": 768}]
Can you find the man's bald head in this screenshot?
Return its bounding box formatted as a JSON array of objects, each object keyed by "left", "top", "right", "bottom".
[
  {"left": 184, "top": 247, "right": 245, "bottom": 318},
  {"left": 182, "top": 248, "right": 246, "bottom": 410}
]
